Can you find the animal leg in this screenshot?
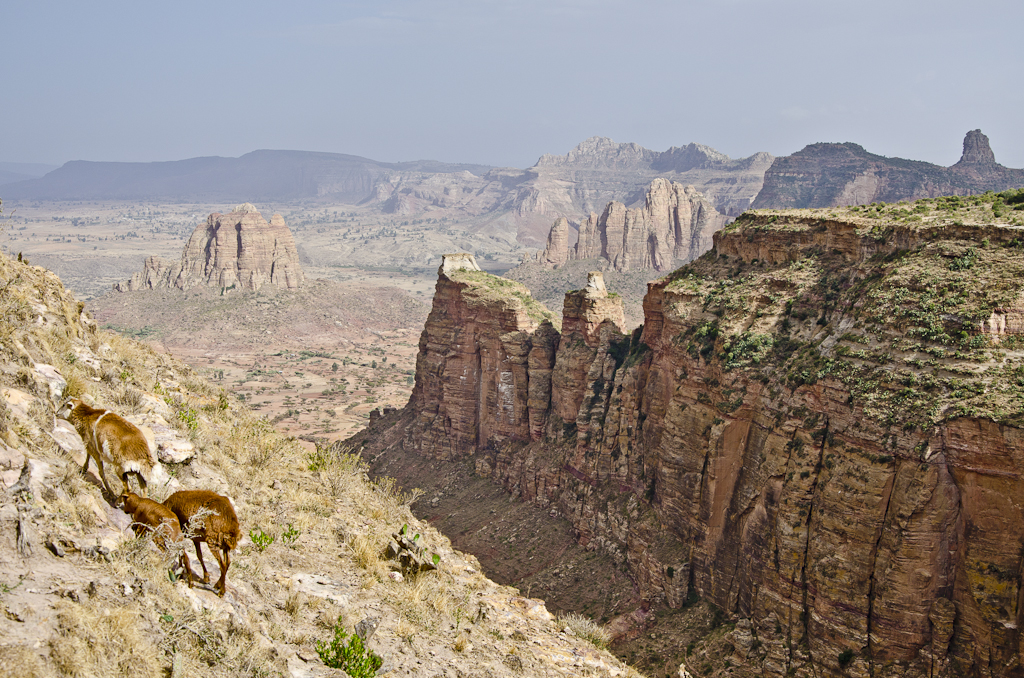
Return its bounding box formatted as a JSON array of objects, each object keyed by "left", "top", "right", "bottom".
[
  {"left": 179, "top": 551, "right": 194, "bottom": 588},
  {"left": 214, "top": 548, "right": 230, "bottom": 597},
  {"left": 121, "top": 471, "right": 147, "bottom": 499},
  {"left": 94, "top": 458, "right": 117, "bottom": 498},
  {"left": 193, "top": 538, "right": 211, "bottom": 584}
]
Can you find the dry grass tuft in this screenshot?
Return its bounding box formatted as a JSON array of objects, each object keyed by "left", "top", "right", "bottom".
[
  {"left": 557, "top": 611, "right": 612, "bottom": 649},
  {"left": 110, "top": 383, "right": 145, "bottom": 413},
  {"left": 347, "top": 532, "right": 386, "bottom": 576},
  {"left": 61, "top": 370, "right": 89, "bottom": 400},
  {"left": 285, "top": 589, "right": 307, "bottom": 618},
  {"left": 49, "top": 600, "right": 163, "bottom": 678},
  {"left": 0, "top": 645, "right": 53, "bottom": 678}
]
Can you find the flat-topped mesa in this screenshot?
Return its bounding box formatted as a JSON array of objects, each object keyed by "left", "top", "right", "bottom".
[
  {"left": 406, "top": 262, "right": 629, "bottom": 458},
  {"left": 714, "top": 211, "right": 1024, "bottom": 267},
  {"left": 753, "top": 129, "right": 1024, "bottom": 209},
  {"left": 115, "top": 203, "right": 305, "bottom": 293}
]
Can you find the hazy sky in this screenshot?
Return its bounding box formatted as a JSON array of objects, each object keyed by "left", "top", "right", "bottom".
[{"left": 4, "top": 0, "right": 1022, "bottom": 169}]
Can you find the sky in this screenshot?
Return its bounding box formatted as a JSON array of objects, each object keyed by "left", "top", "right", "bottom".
[{"left": 4, "top": 0, "right": 1022, "bottom": 169}]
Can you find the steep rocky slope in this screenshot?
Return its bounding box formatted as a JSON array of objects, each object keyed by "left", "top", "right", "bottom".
[
  {"left": 115, "top": 203, "right": 305, "bottom": 292},
  {"left": 753, "top": 130, "right": 1024, "bottom": 209},
  {"left": 0, "top": 248, "right": 641, "bottom": 676},
  {"left": 361, "top": 190, "right": 1024, "bottom": 677}
]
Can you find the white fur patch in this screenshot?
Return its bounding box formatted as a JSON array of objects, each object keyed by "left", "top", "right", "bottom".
[{"left": 123, "top": 460, "right": 144, "bottom": 474}]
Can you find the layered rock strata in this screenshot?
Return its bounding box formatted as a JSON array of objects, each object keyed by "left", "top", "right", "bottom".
[
  {"left": 753, "top": 129, "right": 1024, "bottom": 209},
  {"left": 533, "top": 179, "right": 729, "bottom": 272},
  {"left": 115, "top": 203, "right": 304, "bottom": 292},
  {"left": 370, "top": 204, "right": 1024, "bottom": 677}
]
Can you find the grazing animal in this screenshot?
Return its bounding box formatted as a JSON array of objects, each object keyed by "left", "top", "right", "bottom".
[
  {"left": 117, "top": 492, "right": 182, "bottom": 549},
  {"left": 57, "top": 398, "right": 153, "bottom": 498},
  {"left": 162, "top": 490, "right": 240, "bottom": 597}
]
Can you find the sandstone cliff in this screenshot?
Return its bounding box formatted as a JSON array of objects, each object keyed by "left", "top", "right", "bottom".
[
  {"left": 753, "top": 129, "right": 1024, "bottom": 209},
  {"left": 532, "top": 179, "right": 729, "bottom": 272},
  {"left": 115, "top": 203, "right": 305, "bottom": 293},
  {"left": 365, "top": 193, "right": 1024, "bottom": 677}
]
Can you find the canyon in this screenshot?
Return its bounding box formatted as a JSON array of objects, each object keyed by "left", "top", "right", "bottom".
[{"left": 359, "top": 192, "right": 1024, "bottom": 677}]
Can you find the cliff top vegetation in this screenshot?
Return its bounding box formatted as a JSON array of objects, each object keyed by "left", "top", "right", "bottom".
[
  {"left": 664, "top": 191, "right": 1024, "bottom": 434},
  {"left": 448, "top": 269, "right": 561, "bottom": 329}
]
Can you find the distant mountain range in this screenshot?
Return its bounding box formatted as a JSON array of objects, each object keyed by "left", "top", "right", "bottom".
[
  {"left": 1, "top": 139, "right": 772, "bottom": 246},
  {"left": 4, "top": 131, "right": 1021, "bottom": 246},
  {"left": 0, "top": 161, "right": 59, "bottom": 187},
  {"left": 1, "top": 150, "right": 493, "bottom": 203}
]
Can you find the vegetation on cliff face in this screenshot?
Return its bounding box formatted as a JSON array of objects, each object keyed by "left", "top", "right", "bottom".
[
  {"left": 449, "top": 269, "right": 560, "bottom": 327},
  {"left": 670, "top": 192, "right": 1024, "bottom": 431}
]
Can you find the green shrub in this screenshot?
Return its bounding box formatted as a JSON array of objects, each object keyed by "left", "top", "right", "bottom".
[
  {"left": 316, "top": 618, "right": 383, "bottom": 677},
  {"left": 249, "top": 527, "right": 275, "bottom": 552}
]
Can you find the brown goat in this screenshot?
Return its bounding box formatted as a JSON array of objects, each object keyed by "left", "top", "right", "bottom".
[
  {"left": 117, "top": 492, "right": 182, "bottom": 549},
  {"left": 162, "top": 490, "right": 240, "bottom": 597},
  {"left": 57, "top": 398, "right": 153, "bottom": 499}
]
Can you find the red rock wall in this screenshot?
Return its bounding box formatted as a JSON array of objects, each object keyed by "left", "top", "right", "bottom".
[{"left": 387, "top": 222, "right": 1024, "bottom": 677}]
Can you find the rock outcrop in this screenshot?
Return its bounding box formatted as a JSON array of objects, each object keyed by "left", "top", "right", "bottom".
[
  {"left": 115, "top": 203, "right": 304, "bottom": 293},
  {"left": 753, "top": 129, "right": 1024, "bottom": 209},
  {"left": 533, "top": 179, "right": 729, "bottom": 272},
  {"left": 367, "top": 198, "right": 1024, "bottom": 677}
]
